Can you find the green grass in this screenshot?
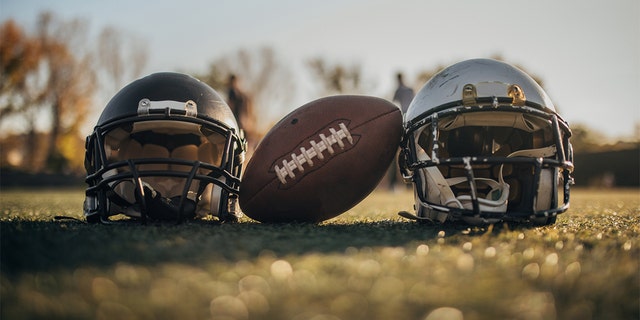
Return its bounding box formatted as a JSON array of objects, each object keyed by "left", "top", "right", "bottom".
[{"left": 1, "top": 188, "right": 638, "bottom": 319}]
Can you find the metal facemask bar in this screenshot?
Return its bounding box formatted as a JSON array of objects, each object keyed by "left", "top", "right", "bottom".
[
  {"left": 84, "top": 100, "right": 246, "bottom": 224},
  {"left": 400, "top": 104, "right": 573, "bottom": 223},
  {"left": 85, "top": 134, "right": 243, "bottom": 223}
]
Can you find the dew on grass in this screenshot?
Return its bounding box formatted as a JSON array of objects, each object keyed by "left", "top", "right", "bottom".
[
  {"left": 237, "top": 290, "right": 270, "bottom": 315},
  {"left": 210, "top": 295, "right": 249, "bottom": 320},
  {"left": 523, "top": 247, "right": 535, "bottom": 260},
  {"left": 114, "top": 263, "right": 151, "bottom": 287},
  {"left": 330, "top": 292, "right": 369, "bottom": 317},
  {"left": 238, "top": 275, "right": 271, "bottom": 294},
  {"left": 416, "top": 244, "right": 430, "bottom": 256},
  {"left": 234, "top": 260, "right": 256, "bottom": 275},
  {"left": 358, "top": 259, "right": 381, "bottom": 278},
  {"left": 424, "top": 307, "right": 463, "bottom": 320},
  {"left": 289, "top": 269, "right": 318, "bottom": 291},
  {"left": 293, "top": 313, "right": 341, "bottom": 320},
  {"left": 369, "top": 276, "right": 404, "bottom": 301},
  {"left": 381, "top": 247, "right": 405, "bottom": 259},
  {"left": 91, "top": 277, "right": 119, "bottom": 301},
  {"left": 541, "top": 253, "right": 560, "bottom": 279},
  {"left": 510, "top": 292, "right": 556, "bottom": 320},
  {"left": 149, "top": 277, "right": 179, "bottom": 306},
  {"left": 484, "top": 246, "right": 496, "bottom": 258},
  {"left": 347, "top": 274, "right": 373, "bottom": 292},
  {"left": 545, "top": 253, "right": 559, "bottom": 266},
  {"left": 522, "top": 263, "right": 540, "bottom": 280},
  {"left": 565, "top": 261, "right": 581, "bottom": 281},
  {"left": 270, "top": 260, "right": 293, "bottom": 280},
  {"left": 456, "top": 254, "right": 474, "bottom": 272}
]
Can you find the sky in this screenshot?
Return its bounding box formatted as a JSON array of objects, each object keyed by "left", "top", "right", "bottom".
[{"left": 2, "top": 0, "right": 639, "bottom": 139}]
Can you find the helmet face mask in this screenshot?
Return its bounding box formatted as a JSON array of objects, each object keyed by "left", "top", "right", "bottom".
[
  {"left": 400, "top": 59, "right": 573, "bottom": 225},
  {"left": 84, "top": 73, "right": 246, "bottom": 223}
]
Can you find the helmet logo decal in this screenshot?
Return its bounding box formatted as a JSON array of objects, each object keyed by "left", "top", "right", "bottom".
[{"left": 273, "top": 121, "right": 357, "bottom": 186}]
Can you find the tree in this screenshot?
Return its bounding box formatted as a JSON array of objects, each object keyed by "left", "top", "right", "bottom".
[
  {"left": 1, "top": 12, "right": 150, "bottom": 174},
  {"left": 0, "top": 20, "right": 48, "bottom": 170},
  {"left": 412, "top": 56, "right": 547, "bottom": 94},
  {"left": 36, "top": 12, "right": 96, "bottom": 172},
  {"left": 0, "top": 13, "right": 96, "bottom": 173},
  {"left": 413, "top": 64, "right": 445, "bottom": 91},
  {"left": 196, "top": 47, "right": 294, "bottom": 135},
  {"left": 0, "top": 20, "right": 44, "bottom": 120},
  {"left": 306, "top": 58, "right": 368, "bottom": 95},
  {"left": 568, "top": 123, "right": 621, "bottom": 153},
  {"left": 97, "top": 26, "right": 148, "bottom": 95}
]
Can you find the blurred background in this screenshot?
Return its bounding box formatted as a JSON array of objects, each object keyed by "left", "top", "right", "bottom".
[{"left": 1, "top": 0, "right": 638, "bottom": 188}]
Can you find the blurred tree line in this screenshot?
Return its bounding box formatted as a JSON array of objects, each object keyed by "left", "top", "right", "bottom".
[
  {"left": 1, "top": 12, "right": 637, "bottom": 188},
  {"left": 1, "top": 12, "right": 148, "bottom": 174}
]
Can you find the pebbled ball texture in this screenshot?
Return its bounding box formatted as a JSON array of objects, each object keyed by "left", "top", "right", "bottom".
[{"left": 239, "top": 95, "right": 403, "bottom": 223}]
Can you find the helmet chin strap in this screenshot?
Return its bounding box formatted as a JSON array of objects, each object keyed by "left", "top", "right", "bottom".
[
  {"left": 416, "top": 155, "right": 509, "bottom": 224},
  {"left": 401, "top": 145, "right": 557, "bottom": 223},
  {"left": 136, "top": 184, "right": 197, "bottom": 221}
]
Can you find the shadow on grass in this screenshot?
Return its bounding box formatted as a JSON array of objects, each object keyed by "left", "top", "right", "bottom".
[{"left": 1, "top": 218, "right": 510, "bottom": 275}]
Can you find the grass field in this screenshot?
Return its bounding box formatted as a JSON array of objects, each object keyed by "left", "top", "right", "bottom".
[{"left": 1, "top": 188, "right": 638, "bottom": 320}]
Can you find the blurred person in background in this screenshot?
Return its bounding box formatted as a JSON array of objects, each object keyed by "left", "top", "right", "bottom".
[
  {"left": 227, "top": 74, "right": 257, "bottom": 152},
  {"left": 388, "top": 72, "right": 415, "bottom": 191}
]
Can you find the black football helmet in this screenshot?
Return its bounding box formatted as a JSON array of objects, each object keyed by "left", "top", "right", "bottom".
[{"left": 84, "top": 72, "right": 246, "bottom": 223}]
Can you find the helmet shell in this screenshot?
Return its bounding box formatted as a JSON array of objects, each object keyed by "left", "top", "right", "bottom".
[
  {"left": 97, "top": 72, "right": 239, "bottom": 132},
  {"left": 406, "top": 59, "right": 557, "bottom": 123}
]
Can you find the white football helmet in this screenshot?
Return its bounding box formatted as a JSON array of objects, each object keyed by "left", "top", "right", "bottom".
[
  {"left": 84, "top": 72, "right": 246, "bottom": 223},
  {"left": 399, "top": 59, "right": 573, "bottom": 225}
]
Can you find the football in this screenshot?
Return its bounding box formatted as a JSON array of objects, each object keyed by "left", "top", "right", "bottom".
[{"left": 239, "top": 95, "right": 403, "bottom": 223}]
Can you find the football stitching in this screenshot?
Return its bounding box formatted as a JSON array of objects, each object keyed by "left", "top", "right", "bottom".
[
  {"left": 274, "top": 122, "right": 354, "bottom": 184},
  {"left": 240, "top": 106, "right": 400, "bottom": 210}
]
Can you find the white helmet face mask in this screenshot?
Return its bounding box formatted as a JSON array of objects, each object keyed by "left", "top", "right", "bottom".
[
  {"left": 84, "top": 73, "right": 246, "bottom": 223},
  {"left": 399, "top": 59, "right": 573, "bottom": 225}
]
